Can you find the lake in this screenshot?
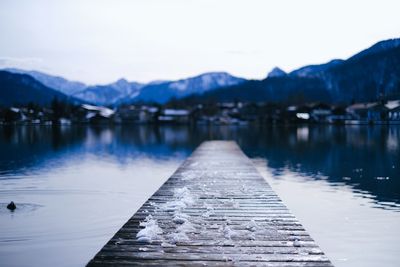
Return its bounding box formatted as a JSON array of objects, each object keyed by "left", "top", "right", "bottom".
[{"left": 0, "top": 125, "right": 399, "bottom": 267}]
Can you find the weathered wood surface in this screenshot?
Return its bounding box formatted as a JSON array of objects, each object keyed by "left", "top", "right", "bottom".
[{"left": 87, "top": 141, "right": 333, "bottom": 266}]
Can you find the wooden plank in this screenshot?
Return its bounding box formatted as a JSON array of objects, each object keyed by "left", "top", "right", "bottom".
[{"left": 87, "top": 141, "right": 333, "bottom": 266}]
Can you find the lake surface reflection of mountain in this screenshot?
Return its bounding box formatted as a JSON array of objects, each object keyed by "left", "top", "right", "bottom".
[{"left": 0, "top": 125, "right": 399, "bottom": 267}]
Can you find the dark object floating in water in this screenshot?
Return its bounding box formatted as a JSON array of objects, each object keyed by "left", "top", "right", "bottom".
[{"left": 7, "top": 201, "right": 16, "bottom": 211}]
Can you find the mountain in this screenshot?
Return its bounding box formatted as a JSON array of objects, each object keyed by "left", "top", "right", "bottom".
[
  {"left": 73, "top": 79, "right": 144, "bottom": 106},
  {"left": 3, "top": 69, "right": 146, "bottom": 106},
  {"left": 5, "top": 68, "right": 87, "bottom": 95},
  {"left": 267, "top": 67, "right": 287, "bottom": 78},
  {"left": 182, "top": 76, "right": 330, "bottom": 104},
  {"left": 348, "top": 38, "right": 400, "bottom": 61},
  {"left": 289, "top": 38, "right": 400, "bottom": 102},
  {"left": 0, "top": 71, "right": 81, "bottom": 106},
  {"left": 2, "top": 38, "right": 399, "bottom": 106},
  {"left": 3, "top": 69, "right": 245, "bottom": 106},
  {"left": 134, "top": 72, "right": 245, "bottom": 104},
  {"left": 2, "top": 69, "right": 244, "bottom": 106},
  {"left": 289, "top": 59, "right": 344, "bottom": 77},
  {"left": 179, "top": 38, "right": 400, "bottom": 104}
]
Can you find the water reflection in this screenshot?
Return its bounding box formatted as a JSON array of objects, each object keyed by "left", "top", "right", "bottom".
[
  {"left": 242, "top": 125, "right": 400, "bottom": 211},
  {"left": 0, "top": 125, "right": 399, "bottom": 267},
  {"left": 1, "top": 125, "right": 398, "bottom": 210},
  {"left": 0, "top": 128, "right": 183, "bottom": 267}
]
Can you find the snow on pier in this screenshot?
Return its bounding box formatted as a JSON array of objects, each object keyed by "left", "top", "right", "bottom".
[{"left": 87, "top": 141, "right": 333, "bottom": 266}]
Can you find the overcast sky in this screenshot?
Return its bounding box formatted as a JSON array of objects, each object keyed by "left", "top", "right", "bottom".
[{"left": 0, "top": 0, "right": 399, "bottom": 84}]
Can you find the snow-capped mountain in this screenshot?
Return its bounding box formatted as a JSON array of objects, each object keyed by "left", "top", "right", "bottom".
[
  {"left": 73, "top": 79, "right": 144, "bottom": 106},
  {"left": 77, "top": 72, "right": 245, "bottom": 105},
  {"left": 4, "top": 37, "right": 398, "bottom": 106},
  {"left": 289, "top": 59, "right": 344, "bottom": 78},
  {"left": 190, "top": 38, "right": 400, "bottom": 104},
  {"left": 168, "top": 72, "right": 244, "bottom": 93},
  {"left": 348, "top": 38, "right": 400, "bottom": 61},
  {"left": 134, "top": 72, "right": 245, "bottom": 104},
  {"left": 286, "top": 38, "right": 400, "bottom": 102},
  {"left": 3, "top": 69, "right": 245, "bottom": 106},
  {"left": 0, "top": 70, "right": 82, "bottom": 106},
  {"left": 267, "top": 67, "right": 287, "bottom": 78},
  {"left": 5, "top": 68, "right": 87, "bottom": 95}
]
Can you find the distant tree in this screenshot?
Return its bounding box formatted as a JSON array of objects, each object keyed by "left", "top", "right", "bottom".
[
  {"left": 51, "top": 97, "right": 61, "bottom": 123},
  {"left": 202, "top": 103, "right": 219, "bottom": 116},
  {"left": 3, "top": 109, "right": 20, "bottom": 123},
  {"left": 27, "top": 102, "right": 38, "bottom": 111},
  {"left": 51, "top": 97, "right": 71, "bottom": 122},
  {"left": 287, "top": 91, "right": 306, "bottom": 105}
]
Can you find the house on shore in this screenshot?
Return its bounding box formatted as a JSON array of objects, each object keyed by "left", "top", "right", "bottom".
[
  {"left": 79, "top": 104, "right": 115, "bottom": 124},
  {"left": 116, "top": 105, "right": 158, "bottom": 124},
  {"left": 346, "top": 102, "right": 388, "bottom": 124},
  {"left": 386, "top": 100, "right": 400, "bottom": 123},
  {"left": 158, "top": 109, "right": 190, "bottom": 124},
  {"left": 308, "top": 103, "right": 332, "bottom": 122}
]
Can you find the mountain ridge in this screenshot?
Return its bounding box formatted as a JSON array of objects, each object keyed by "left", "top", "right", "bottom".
[
  {"left": 174, "top": 38, "right": 400, "bottom": 104},
  {"left": 4, "top": 69, "right": 245, "bottom": 106},
  {"left": 133, "top": 72, "right": 246, "bottom": 104},
  {"left": 0, "top": 71, "right": 82, "bottom": 106},
  {"left": 4, "top": 68, "right": 87, "bottom": 95},
  {"left": 2, "top": 37, "right": 400, "bottom": 106}
]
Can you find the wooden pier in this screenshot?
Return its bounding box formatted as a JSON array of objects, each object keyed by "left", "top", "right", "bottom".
[{"left": 88, "top": 141, "right": 333, "bottom": 266}]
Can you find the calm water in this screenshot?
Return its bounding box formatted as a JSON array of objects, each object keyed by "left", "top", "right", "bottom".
[{"left": 0, "top": 125, "right": 399, "bottom": 267}]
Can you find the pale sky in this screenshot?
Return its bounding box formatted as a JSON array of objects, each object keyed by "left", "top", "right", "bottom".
[{"left": 0, "top": 0, "right": 399, "bottom": 84}]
